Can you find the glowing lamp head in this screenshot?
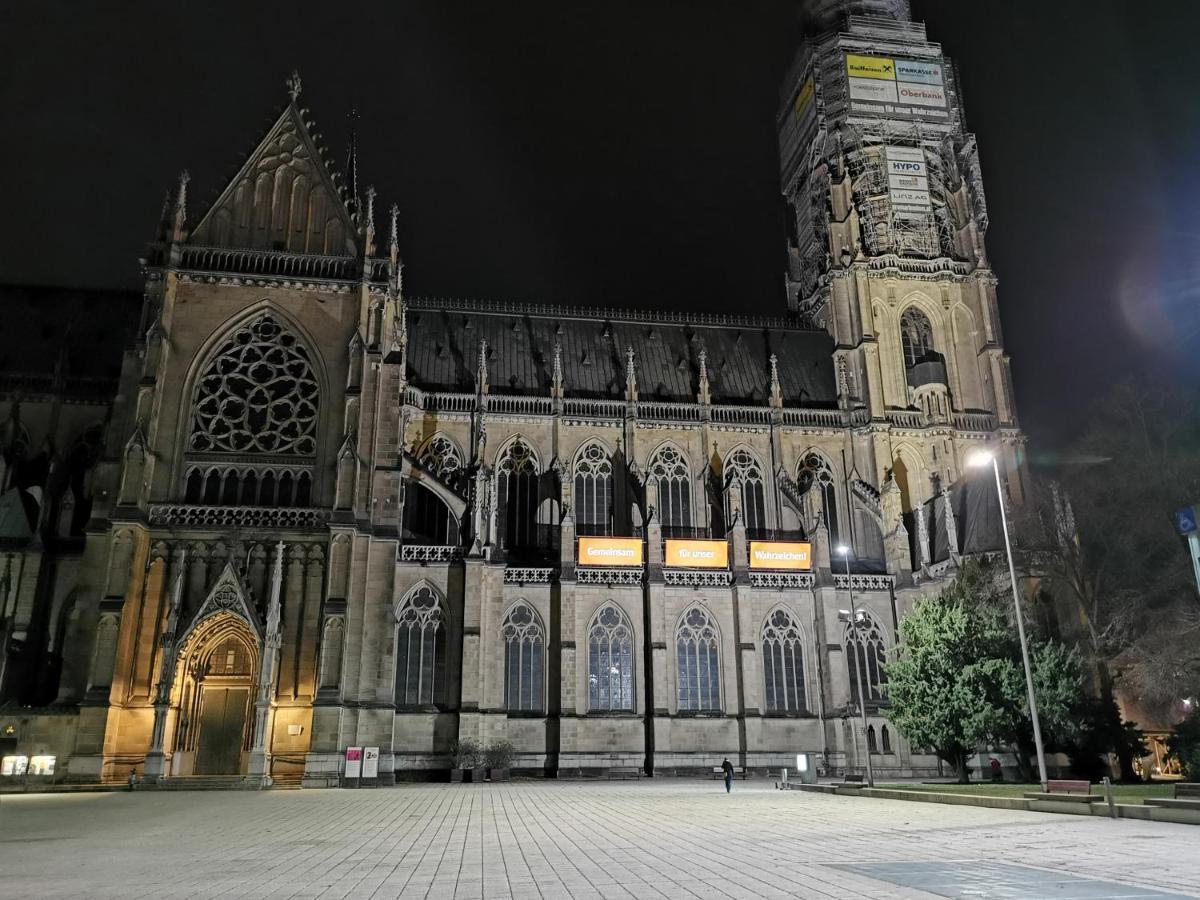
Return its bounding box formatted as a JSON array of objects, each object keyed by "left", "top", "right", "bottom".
[
  {"left": 836, "top": 544, "right": 851, "bottom": 557},
  {"left": 966, "top": 449, "right": 995, "bottom": 469}
]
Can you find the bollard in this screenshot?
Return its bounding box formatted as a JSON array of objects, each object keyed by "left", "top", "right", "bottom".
[{"left": 1102, "top": 776, "right": 1117, "bottom": 819}]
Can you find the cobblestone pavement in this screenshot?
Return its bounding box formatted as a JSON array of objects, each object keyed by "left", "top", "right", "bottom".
[{"left": 1, "top": 780, "right": 1197, "bottom": 899}]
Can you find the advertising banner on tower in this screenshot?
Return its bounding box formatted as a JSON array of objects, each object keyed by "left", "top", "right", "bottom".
[
  {"left": 577, "top": 537, "right": 643, "bottom": 567},
  {"left": 886, "top": 146, "right": 932, "bottom": 219},
  {"left": 664, "top": 539, "right": 729, "bottom": 569},
  {"left": 749, "top": 541, "right": 813, "bottom": 571},
  {"left": 845, "top": 53, "right": 949, "bottom": 121}
]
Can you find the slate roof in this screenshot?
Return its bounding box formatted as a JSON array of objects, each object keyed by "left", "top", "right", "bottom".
[{"left": 405, "top": 298, "right": 837, "bottom": 406}]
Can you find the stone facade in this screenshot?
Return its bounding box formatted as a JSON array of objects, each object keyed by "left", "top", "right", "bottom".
[{"left": 0, "top": 3, "right": 1025, "bottom": 786}]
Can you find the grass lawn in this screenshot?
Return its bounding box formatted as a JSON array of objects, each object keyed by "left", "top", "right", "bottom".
[{"left": 876, "top": 781, "right": 1174, "bottom": 802}]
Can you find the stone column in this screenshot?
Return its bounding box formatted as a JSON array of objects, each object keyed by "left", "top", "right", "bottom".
[
  {"left": 248, "top": 541, "right": 285, "bottom": 780},
  {"left": 143, "top": 546, "right": 186, "bottom": 780}
]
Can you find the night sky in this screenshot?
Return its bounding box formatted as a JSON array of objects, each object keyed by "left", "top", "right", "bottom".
[{"left": 1, "top": 1, "right": 1197, "bottom": 448}]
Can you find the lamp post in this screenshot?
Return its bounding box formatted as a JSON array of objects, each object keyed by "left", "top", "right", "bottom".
[
  {"left": 837, "top": 544, "right": 874, "bottom": 788},
  {"left": 966, "top": 449, "right": 1048, "bottom": 789}
]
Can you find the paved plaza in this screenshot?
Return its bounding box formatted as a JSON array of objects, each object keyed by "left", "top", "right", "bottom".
[{"left": 1, "top": 780, "right": 1197, "bottom": 899}]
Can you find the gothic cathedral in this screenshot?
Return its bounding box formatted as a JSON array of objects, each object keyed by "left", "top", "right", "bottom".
[{"left": 0, "top": 0, "right": 1022, "bottom": 785}]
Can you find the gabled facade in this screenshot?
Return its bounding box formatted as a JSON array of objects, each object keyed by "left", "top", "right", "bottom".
[{"left": 2, "top": 3, "right": 1029, "bottom": 786}]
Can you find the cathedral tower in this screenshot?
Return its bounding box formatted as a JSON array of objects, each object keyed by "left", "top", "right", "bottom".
[{"left": 779, "top": 1, "right": 1022, "bottom": 515}]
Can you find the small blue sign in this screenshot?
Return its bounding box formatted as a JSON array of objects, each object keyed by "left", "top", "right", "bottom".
[{"left": 1176, "top": 506, "right": 1198, "bottom": 535}]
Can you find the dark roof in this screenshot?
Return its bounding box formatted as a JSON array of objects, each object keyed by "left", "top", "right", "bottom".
[
  {"left": 405, "top": 298, "right": 837, "bottom": 405},
  {"left": 0, "top": 285, "right": 141, "bottom": 382}
]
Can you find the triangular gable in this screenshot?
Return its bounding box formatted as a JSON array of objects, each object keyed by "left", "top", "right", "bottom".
[
  {"left": 190, "top": 99, "right": 357, "bottom": 257},
  {"left": 179, "top": 561, "right": 263, "bottom": 648}
]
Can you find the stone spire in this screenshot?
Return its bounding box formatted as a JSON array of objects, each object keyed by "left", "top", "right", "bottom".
[
  {"left": 476, "top": 338, "right": 489, "bottom": 395},
  {"left": 286, "top": 70, "right": 302, "bottom": 103},
  {"left": 769, "top": 353, "right": 783, "bottom": 408},
  {"left": 551, "top": 341, "right": 564, "bottom": 400},
  {"left": 171, "top": 170, "right": 190, "bottom": 243},
  {"left": 697, "top": 348, "right": 711, "bottom": 406},
  {"left": 388, "top": 203, "right": 401, "bottom": 291},
  {"left": 625, "top": 346, "right": 638, "bottom": 403},
  {"left": 344, "top": 108, "right": 360, "bottom": 221},
  {"left": 363, "top": 186, "right": 377, "bottom": 257}
]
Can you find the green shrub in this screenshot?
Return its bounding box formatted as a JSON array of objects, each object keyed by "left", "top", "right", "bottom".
[
  {"left": 451, "top": 737, "right": 482, "bottom": 769},
  {"left": 484, "top": 739, "right": 515, "bottom": 770}
]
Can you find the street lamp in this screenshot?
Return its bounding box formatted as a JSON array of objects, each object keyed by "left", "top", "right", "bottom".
[
  {"left": 836, "top": 543, "right": 874, "bottom": 788},
  {"left": 966, "top": 448, "right": 1048, "bottom": 789}
]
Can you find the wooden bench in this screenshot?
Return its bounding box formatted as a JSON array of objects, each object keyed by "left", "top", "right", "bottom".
[
  {"left": 1143, "top": 782, "right": 1200, "bottom": 811},
  {"left": 841, "top": 773, "right": 866, "bottom": 789},
  {"left": 606, "top": 766, "right": 643, "bottom": 780},
  {"left": 710, "top": 766, "right": 747, "bottom": 780},
  {"left": 1023, "top": 779, "right": 1100, "bottom": 803}
]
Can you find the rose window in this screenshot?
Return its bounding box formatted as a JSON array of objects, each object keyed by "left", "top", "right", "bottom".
[{"left": 189, "top": 313, "right": 319, "bottom": 455}]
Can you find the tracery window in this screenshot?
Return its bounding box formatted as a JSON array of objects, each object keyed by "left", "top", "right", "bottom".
[
  {"left": 503, "top": 602, "right": 545, "bottom": 713},
  {"left": 900, "top": 308, "right": 936, "bottom": 369},
  {"left": 881, "top": 725, "right": 893, "bottom": 754},
  {"left": 573, "top": 442, "right": 613, "bottom": 536},
  {"left": 497, "top": 439, "right": 539, "bottom": 551},
  {"left": 761, "top": 608, "right": 806, "bottom": 713},
  {"left": 418, "top": 435, "right": 462, "bottom": 484},
  {"left": 798, "top": 452, "right": 840, "bottom": 546},
  {"left": 649, "top": 444, "right": 691, "bottom": 536},
  {"left": 189, "top": 312, "right": 319, "bottom": 455},
  {"left": 394, "top": 586, "right": 446, "bottom": 708},
  {"left": 845, "top": 613, "right": 887, "bottom": 707},
  {"left": 676, "top": 607, "right": 721, "bottom": 712},
  {"left": 867, "top": 724, "right": 878, "bottom": 753},
  {"left": 588, "top": 605, "right": 634, "bottom": 712},
  {"left": 723, "top": 448, "right": 767, "bottom": 535}
]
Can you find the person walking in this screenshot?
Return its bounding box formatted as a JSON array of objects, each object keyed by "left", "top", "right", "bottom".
[{"left": 721, "top": 757, "right": 735, "bottom": 793}]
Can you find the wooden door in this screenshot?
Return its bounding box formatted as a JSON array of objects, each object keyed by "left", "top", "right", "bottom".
[{"left": 194, "top": 688, "right": 249, "bottom": 775}]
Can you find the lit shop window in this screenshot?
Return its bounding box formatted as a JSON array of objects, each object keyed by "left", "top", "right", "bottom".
[
  {"left": 1, "top": 755, "right": 29, "bottom": 776},
  {"left": 28, "top": 755, "right": 56, "bottom": 776}
]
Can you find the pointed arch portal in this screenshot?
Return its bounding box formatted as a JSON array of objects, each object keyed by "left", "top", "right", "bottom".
[{"left": 170, "top": 612, "right": 260, "bottom": 776}]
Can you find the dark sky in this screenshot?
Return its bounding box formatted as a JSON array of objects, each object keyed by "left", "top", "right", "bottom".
[{"left": 1, "top": 1, "right": 1197, "bottom": 448}]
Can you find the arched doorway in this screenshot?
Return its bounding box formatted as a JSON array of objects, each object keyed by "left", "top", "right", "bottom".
[{"left": 171, "top": 614, "right": 259, "bottom": 776}]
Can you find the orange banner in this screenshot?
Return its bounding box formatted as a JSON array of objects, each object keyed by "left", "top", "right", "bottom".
[
  {"left": 577, "top": 537, "right": 643, "bottom": 567},
  {"left": 664, "top": 539, "right": 729, "bottom": 569},
  {"left": 749, "top": 541, "right": 812, "bottom": 571}
]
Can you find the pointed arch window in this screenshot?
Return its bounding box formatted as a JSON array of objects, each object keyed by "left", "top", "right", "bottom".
[
  {"left": 649, "top": 444, "right": 692, "bottom": 537},
  {"left": 419, "top": 435, "right": 463, "bottom": 486},
  {"left": 189, "top": 312, "right": 319, "bottom": 456},
  {"left": 900, "top": 308, "right": 936, "bottom": 369},
  {"left": 798, "top": 452, "right": 840, "bottom": 547},
  {"left": 588, "top": 605, "right": 634, "bottom": 712},
  {"left": 723, "top": 448, "right": 767, "bottom": 535},
  {"left": 394, "top": 586, "right": 446, "bottom": 708},
  {"left": 881, "top": 725, "right": 893, "bottom": 754},
  {"left": 676, "top": 607, "right": 721, "bottom": 712},
  {"left": 845, "top": 613, "right": 887, "bottom": 707},
  {"left": 573, "top": 442, "right": 613, "bottom": 536},
  {"left": 761, "top": 608, "right": 806, "bottom": 713},
  {"left": 867, "top": 724, "right": 879, "bottom": 753},
  {"left": 503, "top": 602, "right": 545, "bottom": 713},
  {"left": 497, "top": 439, "right": 539, "bottom": 551}
]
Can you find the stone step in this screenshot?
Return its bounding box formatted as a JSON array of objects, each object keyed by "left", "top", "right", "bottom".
[
  {"left": 154, "top": 776, "right": 261, "bottom": 791},
  {"left": 1143, "top": 797, "right": 1200, "bottom": 811}
]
